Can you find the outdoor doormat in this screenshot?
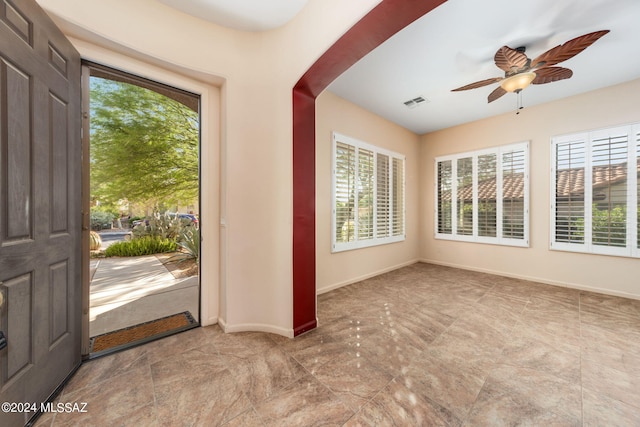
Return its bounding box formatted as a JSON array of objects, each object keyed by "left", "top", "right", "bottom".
[{"left": 90, "top": 311, "right": 196, "bottom": 354}]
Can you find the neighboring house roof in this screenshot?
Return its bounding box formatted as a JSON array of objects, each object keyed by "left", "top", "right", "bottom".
[
  {"left": 439, "top": 159, "right": 639, "bottom": 202},
  {"left": 556, "top": 160, "right": 638, "bottom": 201},
  {"left": 439, "top": 174, "right": 525, "bottom": 202},
  {"left": 455, "top": 173, "right": 526, "bottom": 202}
]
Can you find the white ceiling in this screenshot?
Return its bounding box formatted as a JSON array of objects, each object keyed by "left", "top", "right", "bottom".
[
  {"left": 329, "top": 0, "right": 640, "bottom": 134},
  {"left": 159, "top": 0, "right": 640, "bottom": 135},
  {"left": 158, "top": 0, "right": 309, "bottom": 32}
]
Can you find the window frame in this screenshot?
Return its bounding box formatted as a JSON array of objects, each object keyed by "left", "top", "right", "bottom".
[
  {"left": 331, "top": 132, "right": 406, "bottom": 253},
  {"left": 434, "top": 141, "right": 530, "bottom": 247},
  {"left": 550, "top": 123, "right": 640, "bottom": 258}
]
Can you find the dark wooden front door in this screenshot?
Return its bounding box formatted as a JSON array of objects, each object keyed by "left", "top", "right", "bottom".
[{"left": 0, "top": 0, "right": 81, "bottom": 425}]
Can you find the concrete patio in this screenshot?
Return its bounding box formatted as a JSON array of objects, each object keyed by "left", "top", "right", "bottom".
[{"left": 89, "top": 255, "right": 199, "bottom": 337}]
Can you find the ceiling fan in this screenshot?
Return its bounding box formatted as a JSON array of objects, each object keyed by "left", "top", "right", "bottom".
[{"left": 452, "top": 30, "right": 610, "bottom": 103}]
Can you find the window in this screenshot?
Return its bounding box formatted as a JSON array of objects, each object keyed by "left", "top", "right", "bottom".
[
  {"left": 435, "top": 142, "right": 529, "bottom": 247},
  {"left": 551, "top": 124, "right": 640, "bottom": 257},
  {"left": 332, "top": 133, "right": 405, "bottom": 252}
]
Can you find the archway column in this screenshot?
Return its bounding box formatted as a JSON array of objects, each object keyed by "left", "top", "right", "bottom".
[{"left": 292, "top": 0, "right": 446, "bottom": 335}]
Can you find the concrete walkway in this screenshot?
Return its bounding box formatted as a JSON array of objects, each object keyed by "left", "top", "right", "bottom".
[{"left": 89, "top": 255, "right": 199, "bottom": 337}]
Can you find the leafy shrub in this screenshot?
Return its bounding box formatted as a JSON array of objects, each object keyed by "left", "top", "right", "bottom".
[
  {"left": 131, "top": 211, "right": 190, "bottom": 240},
  {"left": 104, "top": 236, "right": 177, "bottom": 257},
  {"left": 90, "top": 210, "right": 114, "bottom": 230},
  {"left": 573, "top": 205, "right": 627, "bottom": 246},
  {"left": 591, "top": 205, "right": 627, "bottom": 247}
]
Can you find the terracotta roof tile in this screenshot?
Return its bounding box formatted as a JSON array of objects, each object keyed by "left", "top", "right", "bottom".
[
  {"left": 556, "top": 159, "right": 638, "bottom": 199},
  {"left": 438, "top": 159, "right": 639, "bottom": 202}
]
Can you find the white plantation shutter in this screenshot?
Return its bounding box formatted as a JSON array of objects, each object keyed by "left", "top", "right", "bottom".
[
  {"left": 332, "top": 133, "right": 405, "bottom": 252},
  {"left": 376, "top": 153, "right": 390, "bottom": 238},
  {"left": 477, "top": 154, "right": 497, "bottom": 238},
  {"left": 637, "top": 129, "right": 640, "bottom": 250},
  {"left": 392, "top": 157, "right": 405, "bottom": 236},
  {"left": 502, "top": 147, "right": 526, "bottom": 240},
  {"left": 591, "top": 132, "right": 627, "bottom": 248},
  {"left": 551, "top": 123, "right": 640, "bottom": 258},
  {"left": 437, "top": 160, "right": 452, "bottom": 235},
  {"left": 435, "top": 141, "right": 529, "bottom": 247},
  {"left": 358, "top": 148, "right": 374, "bottom": 240},
  {"left": 334, "top": 141, "right": 355, "bottom": 243},
  {"left": 456, "top": 157, "right": 473, "bottom": 236},
  {"left": 553, "top": 137, "right": 586, "bottom": 244}
]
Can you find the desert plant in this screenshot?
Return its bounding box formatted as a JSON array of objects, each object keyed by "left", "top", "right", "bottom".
[
  {"left": 131, "top": 211, "right": 189, "bottom": 240},
  {"left": 89, "top": 231, "right": 102, "bottom": 251},
  {"left": 164, "top": 228, "right": 200, "bottom": 267},
  {"left": 104, "top": 236, "right": 177, "bottom": 257},
  {"left": 176, "top": 228, "right": 200, "bottom": 262}
]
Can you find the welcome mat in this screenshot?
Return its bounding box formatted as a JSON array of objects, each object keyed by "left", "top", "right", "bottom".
[{"left": 90, "top": 311, "right": 196, "bottom": 354}]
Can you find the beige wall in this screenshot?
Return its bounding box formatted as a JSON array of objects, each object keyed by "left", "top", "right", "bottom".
[
  {"left": 38, "top": 0, "right": 382, "bottom": 336},
  {"left": 420, "top": 78, "right": 640, "bottom": 299},
  {"left": 316, "top": 91, "right": 421, "bottom": 294},
  {"left": 33, "top": 0, "right": 640, "bottom": 338}
]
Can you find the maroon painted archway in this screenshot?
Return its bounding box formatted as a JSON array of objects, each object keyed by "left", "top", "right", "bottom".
[{"left": 292, "top": 0, "right": 447, "bottom": 335}]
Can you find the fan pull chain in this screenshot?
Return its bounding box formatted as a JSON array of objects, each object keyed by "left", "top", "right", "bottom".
[{"left": 516, "top": 90, "right": 524, "bottom": 114}]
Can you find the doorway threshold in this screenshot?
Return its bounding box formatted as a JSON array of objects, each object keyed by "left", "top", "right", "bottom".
[{"left": 87, "top": 313, "right": 199, "bottom": 359}]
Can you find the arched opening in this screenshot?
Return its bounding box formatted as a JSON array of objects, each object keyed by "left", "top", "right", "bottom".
[{"left": 292, "top": 0, "right": 447, "bottom": 335}]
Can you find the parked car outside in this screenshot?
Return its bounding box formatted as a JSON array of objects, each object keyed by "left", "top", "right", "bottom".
[{"left": 177, "top": 213, "right": 199, "bottom": 228}]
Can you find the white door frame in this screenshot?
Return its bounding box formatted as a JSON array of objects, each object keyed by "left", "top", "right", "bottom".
[{"left": 73, "top": 38, "right": 222, "bottom": 354}]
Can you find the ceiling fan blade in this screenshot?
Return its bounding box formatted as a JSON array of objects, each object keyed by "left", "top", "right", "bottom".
[
  {"left": 494, "top": 46, "right": 528, "bottom": 72},
  {"left": 488, "top": 86, "right": 507, "bottom": 103},
  {"left": 531, "top": 30, "right": 609, "bottom": 69},
  {"left": 531, "top": 67, "right": 573, "bottom": 84},
  {"left": 451, "top": 77, "right": 503, "bottom": 92}
]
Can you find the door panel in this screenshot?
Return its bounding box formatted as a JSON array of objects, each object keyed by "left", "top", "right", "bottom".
[
  {"left": 4, "top": 273, "right": 32, "bottom": 380},
  {"left": 0, "top": 0, "right": 81, "bottom": 425},
  {"left": 3, "top": 59, "right": 31, "bottom": 240}
]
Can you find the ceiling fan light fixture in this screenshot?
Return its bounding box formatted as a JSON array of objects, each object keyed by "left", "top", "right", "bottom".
[{"left": 500, "top": 72, "right": 536, "bottom": 93}]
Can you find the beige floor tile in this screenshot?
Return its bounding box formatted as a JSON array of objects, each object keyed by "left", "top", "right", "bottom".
[
  {"left": 312, "top": 352, "right": 393, "bottom": 412},
  {"left": 63, "top": 345, "right": 148, "bottom": 394},
  {"left": 583, "top": 389, "right": 640, "bottom": 427},
  {"left": 154, "top": 368, "right": 251, "bottom": 427},
  {"left": 43, "top": 262, "right": 640, "bottom": 426},
  {"left": 499, "top": 334, "right": 581, "bottom": 383},
  {"left": 345, "top": 378, "right": 460, "bottom": 427},
  {"left": 582, "top": 358, "right": 640, "bottom": 410},
  {"left": 358, "top": 329, "right": 423, "bottom": 378},
  {"left": 254, "top": 374, "right": 354, "bottom": 427},
  {"left": 580, "top": 292, "right": 640, "bottom": 317},
  {"left": 221, "top": 408, "right": 265, "bottom": 427},
  {"left": 464, "top": 365, "right": 581, "bottom": 426},
  {"left": 404, "top": 347, "right": 489, "bottom": 421},
  {"left": 53, "top": 362, "right": 155, "bottom": 426},
  {"left": 226, "top": 346, "right": 308, "bottom": 405},
  {"left": 581, "top": 323, "right": 640, "bottom": 377}
]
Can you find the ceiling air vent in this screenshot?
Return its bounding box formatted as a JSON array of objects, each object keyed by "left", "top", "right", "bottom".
[{"left": 403, "top": 96, "right": 428, "bottom": 109}]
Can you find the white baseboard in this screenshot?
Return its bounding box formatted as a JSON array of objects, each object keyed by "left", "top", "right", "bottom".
[
  {"left": 218, "top": 318, "right": 294, "bottom": 338},
  {"left": 200, "top": 316, "right": 219, "bottom": 327},
  {"left": 419, "top": 258, "right": 640, "bottom": 301},
  {"left": 317, "top": 258, "right": 421, "bottom": 295}
]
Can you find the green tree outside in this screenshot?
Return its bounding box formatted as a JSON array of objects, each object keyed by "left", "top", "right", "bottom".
[{"left": 90, "top": 77, "right": 199, "bottom": 210}]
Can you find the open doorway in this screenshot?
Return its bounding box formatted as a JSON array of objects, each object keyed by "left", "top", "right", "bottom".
[{"left": 82, "top": 63, "right": 201, "bottom": 357}]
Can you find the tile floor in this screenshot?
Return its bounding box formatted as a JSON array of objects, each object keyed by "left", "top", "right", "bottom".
[{"left": 35, "top": 262, "right": 640, "bottom": 426}]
